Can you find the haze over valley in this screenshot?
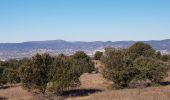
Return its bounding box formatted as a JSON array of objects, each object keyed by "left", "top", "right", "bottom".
[{"left": 0, "top": 39, "right": 170, "bottom": 60}]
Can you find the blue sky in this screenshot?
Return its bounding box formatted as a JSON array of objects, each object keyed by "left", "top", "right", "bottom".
[{"left": 0, "top": 0, "right": 170, "bottom": 43}]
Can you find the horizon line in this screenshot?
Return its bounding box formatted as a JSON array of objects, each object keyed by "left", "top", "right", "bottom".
[{"left": 0, "top": 39, "right": 170, "bottom": 44}]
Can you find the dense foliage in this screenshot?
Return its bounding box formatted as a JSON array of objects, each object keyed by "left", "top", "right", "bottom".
[
  {"left": 134, "top": 57, "right": 168, "bottom": 83},
  {"left": 0, "top": 42, "right": 170, "bottom": 93},
  {"left": 71, "top": 51, "right": 95, "bottom": 73},
  {"left": 102, "top": 42, "right": 170, "bottom": 89},
  {"left": 94, "top": 51, "right": 103, "bottom": 60},
  {"left": 47, "top": 55, "right": 81, "bottom": 94},
  {"left": 19, "top": 53, "right": 53, "bottom": 93},
  {"left": 127, "top": 42, "right": 156, "bottom": 60},
  {"left": 0, "top": 60, "right": 21, "bottom": 85},
  {"left": 18, "top": 51, "right": 94, "bottom": 94}
]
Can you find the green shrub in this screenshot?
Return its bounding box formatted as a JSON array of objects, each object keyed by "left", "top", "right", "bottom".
[
  {"left": 134, "top": 57, "right": 169, "bottom": 83},
  {"left": 101, "top": 48, "right": 138, "bottom": 88},
  {"left": 72, "top": 51, "right": 95, "bottom": 73},
  {"left": 161, "top": 55, "right": 169, "bottom": 62},
  {"left": 102, "top": 43, "right": 169, "bottom": 89},
  {"left": 0, "top": 67, "right": 4, "bottom": 85},
  {"left": 0, "top": 59, "right": 20, "bottom": 70},
  {"left": 19, "top": 52, "right": 94, "bottom": 94},
  {"left": 1, "top": 69, "right": 20, "bottom": 84},
  {"left": 94, "top": 51, "right": 103, "bottom": 60},
  {"left": 47, "top": 55, "right": 81, "bottom": 94},
  {"left": 127, "top": 42, "right": 156, "bottom": 60},
  {"left": 19, "top": 53, "right": 53, "bottom": 93}
]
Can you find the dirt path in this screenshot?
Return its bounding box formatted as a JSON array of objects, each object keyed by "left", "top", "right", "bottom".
[
  {"left": 66, "top": 73, "right": 111, "bottom": 100},
  {"left": 79, "top": 73, "right": 109, "bottom": 90}
]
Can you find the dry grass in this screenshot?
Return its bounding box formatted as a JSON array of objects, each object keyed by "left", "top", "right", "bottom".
[
  {"left": 1, "top": 72, "right": 170, "bottom": 100},
  {"left": 67, "top": 71, "right": 170, "bottom": 100},
  {"left": 93, "top": 60, "right": 104, "bottom": 73},
  {"left": 0, "top": 85, "right": 64, "bottom": 100},
  {"left": 1, "top": 64, "right": 170, "bottom": 100},
  {"left": 79, "top": 73, "right": 110, "bottom": 90},
  {"left": 67, "top": 82, "right": 170, "bottom": 100},
  {"left": 85, "top": 86, "right": 170, "bottom": 100},
  {"left": 0, "top": 85, "right": 35, "bottom": 100}
]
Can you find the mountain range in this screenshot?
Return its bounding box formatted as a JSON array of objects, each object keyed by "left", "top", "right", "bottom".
[{"left": 0, "top": 39, "right": 170, "bottom": 60}]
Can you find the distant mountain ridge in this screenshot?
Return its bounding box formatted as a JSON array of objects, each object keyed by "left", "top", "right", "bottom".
[{"left": 0, "top": 39, "right": 170, "bottom": 60}]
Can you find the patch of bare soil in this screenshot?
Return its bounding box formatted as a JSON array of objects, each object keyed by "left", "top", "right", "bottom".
[
  {"left": 0, "top": 85, "right": 50, "bottom": 100},
  {"left": 1, "top": 66, "right": 170, "bottom": 100},
  {"left": 66, "top": 71, "right": 170, "bottom": 100},
  {"left": 66, "top": 73, "right": 111, "bottom": 100}
]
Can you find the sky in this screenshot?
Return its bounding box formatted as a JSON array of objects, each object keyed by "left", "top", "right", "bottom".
[{"left": 0, "top": 0, "right": 170, "bottom": 43}]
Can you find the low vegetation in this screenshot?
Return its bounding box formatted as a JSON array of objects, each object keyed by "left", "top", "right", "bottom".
[
  {"left": 94, "top": 51, "right": 103, "bottom": 60},
  {"left": 18, "top": 52, "right": 94, "bottom": 94},
  {"left": 0, "top": 42, "right": 170, "bottom": 99},
  {"left": 101, "top": 42, "right": 170, "bottom": 89}
]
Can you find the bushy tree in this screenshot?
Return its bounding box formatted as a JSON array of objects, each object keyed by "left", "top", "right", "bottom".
[
  {"left": 155, "top": 51, "right": 170, "bottom": 62},
  {"left": 127, "top": 42, "right": 156, "bottom": 60},
  {"left": 101, "top": 48, "right": 138, "bottom": 88},
  {"left": 1, "top": 69, "right": 20, "bottom": 84},
  {"left": 102, "top": 43, "right": 169, "bottom": 89},
  {"left": 0, "top": 59, "right": 20, "bottom": 70},
  {"left": 161, "top": 55, "right": 169, "bottom": 62},
  {"left": 19, "top": 53, "right": 53, "bottom": 93},
  {"left": 0, "top": 67, "right": 4, "bottom": 85},
  {"left": 0, "top": 59, "right": 21, "bottom": 85},
  {"left": 94, "top": 51, "right": 103, "bottom": 60},
  {"left": 134, "top": 57, "right": 169, "bottom": 83},
  {"left": 72, "top": 51, "right": 95, "bottom": 73},
  {"left": 47, "top": 55, "right": 82, "bottom": 94},
  {"left": 19, "top": 52, "right": 95, "bottom": 94},
  {"left": 156, "top": 51, "right": 161, "bottom": 59}
]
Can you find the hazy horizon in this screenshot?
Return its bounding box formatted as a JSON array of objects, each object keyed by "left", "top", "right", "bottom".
[
  {"left": 0, "top": 0, "right": 170, "bottom": 42},
  {"left": 0, "top": 38, "right": 170, "bottom": 44}
]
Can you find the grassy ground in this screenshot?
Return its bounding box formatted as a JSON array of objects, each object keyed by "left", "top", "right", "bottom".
[
  {"left": 83, "top": 85, "right": 170, "bottom": 100},
  {"left": 1, "top": 60, "right": 170, "bottom": 100},
  {"left": 67, "top": 61, "right": 170, "bottom": 100},
  {"left": 0, "top": 85, "right": 39, "bottom": 100},
  {"left": 1, "top": 72, "right": 170, "bottom": 100}
]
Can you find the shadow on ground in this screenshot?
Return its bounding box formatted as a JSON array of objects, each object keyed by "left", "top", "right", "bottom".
[
  {"left": 0, "top": 97, "right": 8, "bottom": 100},
  {"left": 61, "top": 89, "right": 103, "bottom": 97},
  {"left": 0, "top": 85, "right": 18, "bottom": 89},
  {"left": 159, "top": 81, "right": 170, "bottom": 86}
]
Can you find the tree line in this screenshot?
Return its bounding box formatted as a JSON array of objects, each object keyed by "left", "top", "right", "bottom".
[
  {"left": 0, "top": 42, "right": 170, "bottom": 95},
  {"left": 0, "top": 51, "right": 95, "bottom": 94}
]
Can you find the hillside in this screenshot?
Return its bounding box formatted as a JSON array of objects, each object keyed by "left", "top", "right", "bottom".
[
  {"left": 0, "top": 39, "right": 170, "bottom": 60},
  {"left": 1, "top": 72, "right": 170, "bottom": 100}
]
